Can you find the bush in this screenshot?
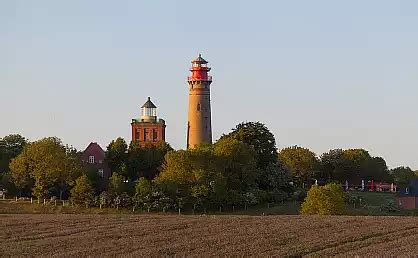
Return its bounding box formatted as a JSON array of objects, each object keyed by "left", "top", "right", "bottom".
[
  {"left": 344, "top": 193, "right": 367, "bottom": 209},
  {"left": 70, "top": 175, "right": 95, "bottom": 207},
  {"left": 99, "top": 191, "right": 112, "bottom": 208},
  {"left": 301, "top": 183, "right": 345, "bottom": 215},
  {"left": 380, "top": 201, "right": 399, "bottom": 213}
]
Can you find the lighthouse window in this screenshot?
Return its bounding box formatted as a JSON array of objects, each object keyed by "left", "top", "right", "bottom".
[
  {"left": 153, "top": 129, "right": 158, "bottom": 141},
  {"left": 197, "top": 104, "right": 201, "bottom": 111}
]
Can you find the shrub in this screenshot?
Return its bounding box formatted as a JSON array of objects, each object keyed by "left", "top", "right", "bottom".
[
  {"left": 99, "top": 191, "right": 112, "bottom": 208},
  {"left": 301, "top": 183, "right": 345, "bottom": 215},
  {"left": 70, "top": 175, "right": 95, "bottom": 207},
  {"left": 380, "top": 200, "right": 399, "bottom": 213}
]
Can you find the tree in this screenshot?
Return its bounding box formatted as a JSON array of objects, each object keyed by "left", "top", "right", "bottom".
[
  {"left": 319, "top": 149, "right": 345, "bottom": 183},
  {"left": 84, "top": 167, "right": 101, "bottom": 193},
  {"left": 105, "top": 137, "right": 128, "bottom": 174},
  {"left": 278, "top": 146, "right": 319, "bottom": 187},
  {"left": 213, "top": 137, "right": 259, "bottom": 193},
  {"left": 127, "top": 141, "right": 173, "bottom": 181},
  {"left": 70, "top": 175, "right": 95, "bottom": 206},
  {"left": 0, "top": 134, "right": 28, "bottom": 174},
  {"left": 157, "top": 138, "right": 260, "bottom": 209},
  {"left": 366, "top": 157, "right": 391, "bottom": 182},
  {"left": 319, "top": 149, "right": 392, "bottom": 184},
  {"left": 259, "top": 161, "right": 293, "bottom": 198},
  {"left": 156, "top": 148, "right": 214, "bottom": 206},
  {"left": 9, "top": 137, "right": 82, "bottom": 198},
  {"left": 135, "top": 177, "right": 152, "bottom": 198},
  {"left": 301, "top": 183, "right": 345, "bottom": 215},
  {"left": 341, "top": 149, "right": 371, "bottom": 184},
  {"left": 8, "top": 152, "right": 33, "bottom": 195},
  {"left": 220, "top": 122, "right": 278, "bottom": 169},
  {"left": 108, "top": 172, "right": 125, "bottom": 196},
  {"left": 390, "top": 166, "right": 416, "bottom": 188}
]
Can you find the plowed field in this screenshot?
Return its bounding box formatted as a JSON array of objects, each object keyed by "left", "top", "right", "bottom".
[{"left": 1, "top": 214, "right": 417, "bottom": 256}]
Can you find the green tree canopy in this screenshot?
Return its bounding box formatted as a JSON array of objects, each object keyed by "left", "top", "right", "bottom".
[
  {"left": 9, "top": 137, "right": 82, "bottom": 198},
  {"left": 259, "top": 161, "right": 292, "bottom": 192},
  {"left": 366, "top": 156, "right": 391, "bottom": 182},
  {"left": 278, "top": 146, "right": 319, "bottom": 187},
  {"left": 156, "top": 146, "right": 218, "bottom": 205},
  {"left": 341, "top": 149, "right": 371, "bottom": 184},
  {"left": 220, "top": 122, "right": 278, "bottom": 169},
  {"left": 390, "top": 166, "right": 416, "bottom": 188},
  {"left": 213, "top": 137, "right": 259, "bottom": 192},
  {"left": 319, "top": 149, "right": 345, "bottom": 183},
  {"left": 0, "top": 134, "right": 28, "bottom": 174},
  {"left": 157, "top": 139, "right": 261, "bottom": 208},
  {"left": 301, "top": 183, "right": 345, "bottom": 215},
  {"left": 127, "top": 141, "right": 173, "bottom": 181},
  {"left": 70, "top": 174, "right": 95, "bottom": 206},
  {"left": 108, "top": 172, "right": 125, "bottom": 196},
  {"left": 105, "top": 137, "right": 128, "bottom": 174},
  {"left": 319, "top": 148, "right": 391, "bottom": 184}
]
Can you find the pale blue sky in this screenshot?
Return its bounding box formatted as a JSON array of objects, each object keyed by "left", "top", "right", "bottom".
[{"left": 1, "top": 1, "right": 417, "bottom": 169}]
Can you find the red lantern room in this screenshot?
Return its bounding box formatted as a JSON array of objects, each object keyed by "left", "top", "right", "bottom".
[{"left": 188, "top": 54, "right": 212, "bottom": 82}]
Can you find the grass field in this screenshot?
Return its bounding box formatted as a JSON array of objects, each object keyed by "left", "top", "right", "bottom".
[{"left": 1, "top": 214, "right": 418, "bottom": 256}]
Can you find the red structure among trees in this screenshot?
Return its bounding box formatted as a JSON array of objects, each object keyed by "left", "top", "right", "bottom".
[
  {"left": 131, "top": 97, "right": 166, "bottom": 147},
  {"left": 81, "top": 142, "right": 111, "bottom": 190}
]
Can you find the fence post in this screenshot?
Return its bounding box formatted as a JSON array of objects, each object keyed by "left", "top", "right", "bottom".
[
  {"left": 43, "top": 199, "right": 46, "bottom": 205},
  {"left": 219, "top": 206, "right": 222, "bottom": 213},
  {"left": 178, "top": 208, "right": 181, "bottom": 215},
  {"left": 62, "top": 200, "right": 65, "bottom": 207},
  {"left": 232, "top": 205, "right": 235, "bottom": 213},
  {"left": 37, "top": 199, "right": 40, "bottom": 204},
  {"left": 100, "top": 204, "right": 102, "bottom": 209},
  {"left": 268, "top": 203, "right": 270, "bottom": 209},
  {"left": 55, "top": 200, "right": 57, "bottom": 206},
  {"left": 15, "top": 196, "right": 18, "bottom": 202},
  {"left": 31, "top": 197, "right": 33, "bottom": 204}
]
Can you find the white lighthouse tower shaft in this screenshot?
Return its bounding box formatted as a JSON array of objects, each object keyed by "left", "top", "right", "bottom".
[{"left": 187, "top": 54, "right": 213, "bottom": 149}]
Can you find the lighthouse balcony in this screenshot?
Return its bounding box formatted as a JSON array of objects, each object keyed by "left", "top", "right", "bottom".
[{"left": 187, "top": 75, "right": 212, "bottom": 82}]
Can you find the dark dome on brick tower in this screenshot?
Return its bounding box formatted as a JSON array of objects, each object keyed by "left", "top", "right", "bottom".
[
  {"left": 187, "top": 54, "right": 213, "bottom": 149},
  {"left": 141, "top": 97, "right": 157, "bottom": 122}
]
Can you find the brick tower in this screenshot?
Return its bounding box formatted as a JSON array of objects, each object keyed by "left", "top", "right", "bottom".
[
  {"left": 131, "top": 97, "right": 166, "bottom": 147},
  {"left": 187, "top": 54, "right": 213, "bottom": 149}
]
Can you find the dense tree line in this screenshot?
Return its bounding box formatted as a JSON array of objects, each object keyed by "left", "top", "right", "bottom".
[
  {"left": 1, "top": 122, "right": 417, "bottom": 212},
  {"left": 278, "top": 146, "right": 416, "bottom": 188},
  {"left": 93, "top": 122, "right": 293, "bottom": 212}
]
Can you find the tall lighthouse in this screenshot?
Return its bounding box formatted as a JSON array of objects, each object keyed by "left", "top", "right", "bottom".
[{"left": 187, "top": 54, "right": 213, "bottom": 149}]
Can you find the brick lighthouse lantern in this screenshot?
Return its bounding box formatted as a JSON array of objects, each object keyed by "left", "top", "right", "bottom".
[
  {"left": 187, "top": 54, "right": 213, "bottom": 149},
  {"left": 131, "top": 97, "right": 166, "bottom": 147}
]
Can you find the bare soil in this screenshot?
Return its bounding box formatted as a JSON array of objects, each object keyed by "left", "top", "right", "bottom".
[{"left": 1, "top": 214, "right": 417, "bottom": 256}]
